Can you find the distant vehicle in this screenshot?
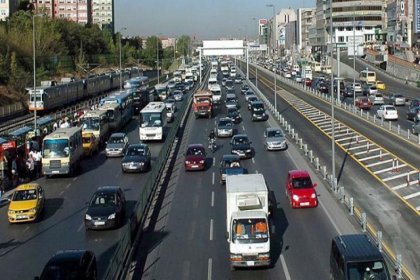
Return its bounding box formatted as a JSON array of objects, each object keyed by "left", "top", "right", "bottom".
[
  {"left": 311, "top": 61, "right": 321, "bottom": 72},
  {"left": 317, "top": 82, "right": 329, "bottom": 93},
  {"left": 230, "top": 134, "right": 253, "bottom": 159},
  {"left": 247, "top": 96, "right": 258, "bottom": 110},
  {"left": 408, "top": 99, "right": 420, "bottom": 110},
  {"left": 330, "top": 234, "right": 391, "bottom": 280},
  {"left": 225, "top": 93, "right": 239, "bottom": 110},
  {"left": 184, "top": 144, "right": 206, "bottom": 171},
  {"left": 226, "top": 107, "right": 241, "bottom": 124},
  {"left": 406, "top": 106, "right": 420, "bottom": 121},
  {"left": 219, "top": 154, "right": 246, "bottom": 184},
  {"left": 234, "top": 74, "right": 242, "bottom": 84},
  {"left": 139, "top": 102, "right": 167, "bottom": 141},
  {"left": 355, "top": 97, "right": 373, "bottom": 110},
  {"left": 167, "top": 80, "right": 176, "bottom": 91},
  {"left": 36, "top": 250, "right": 97, "bottom": 280},
  {"left": 85, "top": 186, "right": 126, "bottom": 230},
  {"left": 376, "top": 105, "right": 398, "bottom": 120},
  {"left": 264, "top": 127, "right": 287, "bottom": 151},
  {"left": 192, "top": 89, "right": 213, "bottom": 118},
  {"left": 82, "top": 132, "right": 99, "bottom": 157},
  {"left": 304, "top": 78, "right": 312, "bottom": 87},
  {"left": 375, "top": 80, "right": 386, "bottom": 90},
  {"left": 225, "top": 79, "right": 234, "bottom": 90},
  {"left": 285, "top": 170, "right": 318, "bottom": 208},
  {"left": 216, "top": 118, "right": 234, "bottom": 138},
  {"left": 222, "top": 78, "right": 227, "bottom": 86},
  {"left": 384, "top": 93, "right": 405, "bottom": 106},
  {"left": 368, "top": 93, "right": 384, "bottom": 105},
  {"left": 412, "top": 120, "right": 420, "bottom": 135},
  {"left": 244, "top": 91, "right": 256, "bottom": 101},
  {"left": 121, "top": 144, "right": 151, "bottom": 173},
  {"left": 208, "top": 76, "right": 218, "bottom": 90},
  {"left": 8, "top": 183, "right": 45, "bottom": 223},
  {"left": 250, "top": 100, "right": 268, "bottom": 121},
  {"left": 359, "top": 70, "right": 376, "bottom": 84},
  {"left": 172, "top": 90, "right": 183, "bottom": 101},
  {"left": 105, "top": 132, "right": 129, "bottom": 157},
  {"left": 210, "top": 84, "right": 222, "bottom": 104},
  {"left": 240, "top": 84, "right": 249, "bottom": 93},
  {"left": 175, "top": 83, "right": 187, "bottom": 94},
  {"left": 155, "top": 83, "right": 169, "bottom": 101}
]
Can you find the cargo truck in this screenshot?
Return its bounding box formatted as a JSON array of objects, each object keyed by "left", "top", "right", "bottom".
[
  {"left": 226, "top": 174, "right": 271, "bottom": 269},
  {"left": 192, "top": 89, "right": 213, "bottom": 118}
]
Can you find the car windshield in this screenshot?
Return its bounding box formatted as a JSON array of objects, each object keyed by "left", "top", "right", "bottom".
[
  {"left": 292, "top": 177, "right": 313, "bottom": 189},
  {"left": 394, "top": 94, "right": 403, "bottom": 98},
  {"left": 187, "top": 147, "right": 204, "bottom": 156},
  {"left": 347, "top": 261, "right": 389, "bottom": 280},
  {"left": 223, "top": 159, "right": 240, "bottom": 168},
  {"left": 41, "top": 264, "right": 81, "bottom": 280},
  {"left": 13, "top": 189, "right": 37, "bottom": 201},
  {"left": 219, "top": 120, "right": 232, "bottom": 127},
  {"left": 82, "top": 137, "right": 92, "bottom": 144},
  {"left": 232, "top": 218, "right": 268, "bottom": 244},
  {"left": 90, "top": 192, "right": 116, "bottom": 207},
  {"left": 126, "top": 147, "right": 145, "bottom": 156},
  {"left": 252, "top": 103, "right": 264, "bottom": 110},
  {"left": 234, "top": 137, "right": 249, "bottom": 145},
  {"left": 109, "top": 136, "right": 124, "bottom": 144},
  {"left": 267, "top": 130, "right": 283, "bottom": 137},
  {"left": 81, "top": 117, "right": 100, "bottom": 131}
]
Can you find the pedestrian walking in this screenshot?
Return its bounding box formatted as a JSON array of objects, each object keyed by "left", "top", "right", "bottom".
[
  {"left": 33, "top": 150, "right": 42, "bottom": 178},
  {"left": 53, "top": 122, "right": 58, "bottom": 131},
  {"left": 26, "top": 155, "right": 35, "bottom": 181}
]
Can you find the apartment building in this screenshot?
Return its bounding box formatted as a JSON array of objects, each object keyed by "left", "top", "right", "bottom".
[
  {"left": 92, "top": 0, "right": 114, "bottom": 33},
  {"left": 32, "top": 0, "right": 91, "bottom": 24},
  {"left": 297, "top": 8, "right": 316, "bottom": 52},
  {"left": 0, "top": 0, "right": 19, "bottom": 21}
]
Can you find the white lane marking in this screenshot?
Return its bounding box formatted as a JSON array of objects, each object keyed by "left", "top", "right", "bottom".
[
  {"left": 65, "top": 183, "right": 71, "bottom": 189},
  {"left": 242, "top": 125, "right": 246, "bottom": 131},
  {"left": 72, "top": 177, "right": 78, "bottom": 181},
  {"left": 23, "top": 226, "right": 30, "bottom": 233},
  {"left": 280, "top": 254, "right": 292, "bottom": 280},
  {"left": 213, "top": 157, "right": 215, "bottom": 166},
  {"left": 403, "top": 192, "right": 420, "bottom": 200},
  {"left": 59, "top": 190, "right": 64, "bottom": 196},
  {"left": 211, "top": 191, "right": 215, "bottom": 207},
  {"left": 77, "top": 222, "right": 84, "bottom": 232},
  {"left": 209, "top": 219, "right": 214, "bottom": 241},
  {"left": 251, "top": 158, "right": 255, "bottom": 164},
  {"left": 207, "top": 258, "right": 213, "bottom": 280},
  {"left": 212, "top": 172, "right": 215, "bottom": 185}
]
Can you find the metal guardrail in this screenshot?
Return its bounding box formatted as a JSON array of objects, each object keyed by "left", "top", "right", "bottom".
[{"left": 238, "top": 64, "right": 415, "bottom": 279}]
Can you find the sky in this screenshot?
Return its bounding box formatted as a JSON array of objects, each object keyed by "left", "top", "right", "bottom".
[{"left": 115, "top": 0, "right": 315, "bottom": 40}]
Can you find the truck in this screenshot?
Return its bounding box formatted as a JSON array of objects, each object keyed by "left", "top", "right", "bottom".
[
  {"left": 192, "top": 89, "right": 213, "bottom": 118},
  {"left": 226, "top": 174, "right": 271, "bottom": 269}
]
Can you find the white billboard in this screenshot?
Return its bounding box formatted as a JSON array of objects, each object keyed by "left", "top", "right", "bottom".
[
  {"left": 347, "top": 35, "right": 364, "bottom": 56},
  {"left": 202, "top": 40, "right": 244, "bottom": 56}
]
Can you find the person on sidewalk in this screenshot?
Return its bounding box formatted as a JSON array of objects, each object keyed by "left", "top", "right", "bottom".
[
  {"left": 33, "top": 150, "right": 42, "bottom": 178},
  {"left": 26, "top": 155, "right": 35, "bottom": 181}
]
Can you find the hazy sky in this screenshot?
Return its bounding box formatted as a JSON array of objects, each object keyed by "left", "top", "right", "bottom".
[{"left": 115, "top": 0, "right": 315, "bottom": 39}]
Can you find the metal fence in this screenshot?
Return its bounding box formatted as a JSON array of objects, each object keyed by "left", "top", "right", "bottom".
[{"left": 0, "top": 102, "right": 26, "bottom": 119}]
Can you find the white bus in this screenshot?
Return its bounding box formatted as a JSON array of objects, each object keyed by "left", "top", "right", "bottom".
[
  {"left": 42, "top": 127, "right": 83, "bottom": 176},
  {"left": 311, "top": 61, "right": 322, "bottom": 72},
  {"left": 80, "top": 110, "right": 110, "bottom": 146},
  {"left": 139, "top": 102, "right": 167, "bottom": 141},
  {"left": 359, "top": 70, "right": 376, "bottom": 84}
]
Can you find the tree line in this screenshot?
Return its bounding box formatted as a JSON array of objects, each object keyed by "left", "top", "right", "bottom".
[{"left": 0, "top": 10, "right": 191, "bottom": 98}]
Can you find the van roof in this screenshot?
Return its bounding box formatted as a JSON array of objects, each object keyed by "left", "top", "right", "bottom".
[{"left": 333, "top": 234, "right": 384, "bottom": 262}]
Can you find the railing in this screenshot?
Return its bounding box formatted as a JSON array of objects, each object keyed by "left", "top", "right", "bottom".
[{"left": 0, "top": 102, "right": 26, "bottom": 119}]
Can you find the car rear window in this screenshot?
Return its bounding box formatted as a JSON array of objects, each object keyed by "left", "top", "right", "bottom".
[{"left": 292, "top": 177, "right": 313, "bottom": 189}]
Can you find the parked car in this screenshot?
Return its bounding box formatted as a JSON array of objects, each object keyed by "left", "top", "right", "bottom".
[
  {"left": 355, "top": 97, "right": 373, "bottom": 110},
  {"left": 216, "top": 117, "right": 234, "bottom": 138},
  {"left": 105, "top": 133, "right": 129, "bottom": 157},
  {"left": 376, "top": 105, "right": 398, "bottom": 120},
  {"left": 285, "top": 170, "right": 318, "bottom": 208},
  {"left": 219, "top": 154, "right": 246, "bottom": 184},
  {"left": 230, "top": 134, "right": 253, "bottom": 159},
  {"left": 368, "top": 93, "right": 384, "bottom": 105},
  {"left": 36, "top": 250, "right": 97, "bottom": 280},
  {"left": 8, "top": 183, "right": 45, "bottom": 223},
  {"left": 384, "top": 93, "right": 405, "bottom": 106},
  {"left": 85, "top": 186, "right": 126, "bottom": 230},
  {"left": 184, "top": 144, "right": 206, "bottom": 171},
  {"left": 121, "top": 144, "right": 151, "bottom": 173},
  {"left": 226, "top": 107, "right": 241, "bottom": 124},
  {"left": 406, "top": 106, "right": 420, "bottom": 121},
  {"left": 264, "top": 127, "right": 287, "bottom": 151}
]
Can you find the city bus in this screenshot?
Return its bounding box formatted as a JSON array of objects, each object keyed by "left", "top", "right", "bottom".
[
  {"left": 139, "top": 102, "right": 167, "bottom": 141},
  {"left": 311, "top": 61, "right": 322, "bottom": 72},
  {"left": 359, "top": 70, "right": 376, "bottom": 84},
  {"left": 41, "top": 126, "right": 83, "bottom": 176},
  {"left": 80, "top": 110, "right": 110, "bottom": 146},
  {"left": 100, "top": 91, "right": 133, "bottom": 127},
  {"left": 124, "top": 76, "right": 149, "bottom": 92},
  {"left": 98, "top": 103, "right": 123, "bottom": 131}
]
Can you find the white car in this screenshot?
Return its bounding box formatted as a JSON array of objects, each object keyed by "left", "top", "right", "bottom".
[
  {"left": 369, "top": 93, "right": 384, "bottom": 105},
  {"left": 376, "top": 105, "right": 398, "bottom": 120},
  {"left": 173, "top": 90, "right": 183, "bottom": 101}
]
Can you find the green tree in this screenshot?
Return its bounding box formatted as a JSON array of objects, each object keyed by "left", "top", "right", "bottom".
[
  {"left": 142, "top": 36, "right": 160, "bottom": 68},
  {"left": 176, "top": 35, "right": 191, "bottom": 58}
]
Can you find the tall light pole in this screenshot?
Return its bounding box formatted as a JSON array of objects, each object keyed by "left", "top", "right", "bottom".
[
  {"left": 118, "top": 27, "right": 127, "bottom": 91},
  {"left": 156, "top": 33, "right": 162, "bottom": 84},
  {"left": 32, "top": 13, "right": 43, "bottom": 138},
  {"left": 329, "top": 0, "right": 336, "bottom": 190},
  {"left": 267, "top": 4, "right": 277, "bottom": 110}
]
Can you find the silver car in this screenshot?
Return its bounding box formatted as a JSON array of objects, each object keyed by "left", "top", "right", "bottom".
[
  {"left": 216, "top": 118, "right": 234, "bottom": 138},
  {"left": 264, "top": 127, "right": 287, "bottom": 151},
  {"left": 106, "top": 133, "right": 129, "bottom": 157}
]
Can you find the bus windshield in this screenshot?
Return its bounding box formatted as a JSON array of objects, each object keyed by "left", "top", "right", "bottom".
[
  {"left": 81, "top": 117, "right": 100, "bottom": 131},
  {"left": 141, "top": 113, "right": 162, "bottom": 127},
  {"left": 43, "top": 139, "right": 70, "bottom": 158}
]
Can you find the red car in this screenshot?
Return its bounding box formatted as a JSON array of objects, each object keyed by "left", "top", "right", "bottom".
[
  {"left": 355, "top": 97, "right": 373, "bottom": 110},
  {"left": 286, "top": 170, "right": 318, "bottom": 208},
  {"left": 184, "top": 144, "right": 206, "bottom": 171},
  {"left": 304, "top": 78, "right": 312, "bottom": 87}
]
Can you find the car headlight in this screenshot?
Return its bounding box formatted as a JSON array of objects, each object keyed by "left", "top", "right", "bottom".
[
  {"left": 185, "top": 161, "right": 190, "bottom": 164},
  {"left": 311, "top": 193, "right": 317, "bottom": 199},
  {"left": 253, "top": 113, "right": 257, "bottom": 116},
  {"left": 108, "top": 213, "right": 116, "bottom": 219},
  {"left": 230, "top": 254, "right": 242, "bottom": 261},
  {"left": 199, "top": 160, "right": 204, "bottom": 164},
  {"left": 122, "top": 162, "right": 129, "bottom": 167},
  {"left": 8, "top": 210, "right": 15, "bottom": 215},
  {"left": 258, "top": 253, "right": 270, "bottom": 260},
  {"left": 140, "top": 162, "right": 144, "bottom": 166},
  {"left": 292, "top": 194, "right": 300, "bottom": 201},
  {"left": 29, "top": 208, "right": 37, "bottom": 213},
  {"left": 106, "top": 148, "right": 110, "bottom": 152},
  {"left": 85, "top": 214, "right": 92, "bottom": 220},
  {"left": 246, "top": 149, "right": 252, "bottom": 152}
]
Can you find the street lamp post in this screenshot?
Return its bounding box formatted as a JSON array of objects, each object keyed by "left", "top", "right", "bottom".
[
  {"left": 267, "top": 4, "right": 277, "bottom": 111},
  {"left": 329, "top": 0, "right": 337, "bottom": 190},
  {"left": 156, "top": 34, "right": 162, "bottom": 84},
  {"left": 353, "top": 5, "right": 356, "bottom": 106},
  {"left": 119, "top": 27, "right": 127, "bottom": 91},
  {"left": 32, "top": 13, "right": 43, "bottom": 138}
]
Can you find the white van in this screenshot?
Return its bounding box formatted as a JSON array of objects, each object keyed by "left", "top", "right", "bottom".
[{"left": 208, "top": 76, "right": 218, "bottom": 90}]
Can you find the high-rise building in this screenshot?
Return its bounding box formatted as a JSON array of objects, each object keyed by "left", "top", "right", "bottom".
[
  {"left": 387, "top": 0, "right": 413, "bottom": 46},
  {"left": 258, "top": 19, "right": 268, "bottom": 45},
  {"left": 31, "top": 0, "right": 91, "bottom": 24},
  {"left": 276, "top": 9, "right": 297, "bottom": 49},
  {"left": 92, "top": 0, "right": 114, "bottom": 34},
  {"left": 297, "top": 8, "right": 316, "bottom": 52},
  {"left": 0, "top": 0, "right": 20, "bottom": 21}
]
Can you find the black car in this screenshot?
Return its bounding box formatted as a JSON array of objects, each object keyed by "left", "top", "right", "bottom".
[
  {"left": 317, "top": 82, "right": 329, "bottom": 93},
  {"left": 240, "top": 84, "right": 250, "bottom": 93},
  {"left": 226, "top": 107, "right": 241, "bottom": 124},
  {"left": 121, "top": 144, "right": 151, "bottom": 173},
  {"left": 175, "top": 83, "right": 187, "bottom": 94},
  {"left": 230, "top": 134, "right": 253, "bottom": 159},
  {"left": 247, "top": 96, "right": 258, "bottom": 110},
  {"left": 85, "top": 186, "right": 126, "bottom": 230},
  {"left": 250, "top": 100, "right": 268, "bottom": 121},
  {"left": 36, "top": 250, "right": 97, "bottom": 280},
  {"left": 406, "top": 106, "right": 420, "bottom": 121},
  {"left": 226, "top": 88, "right": 236, "bottom": 95},
  {"left": 408, "top": 99, "right": 420, "bottom": 110},
  {"left": 219, "top": 154, "right": 247, "bottom": 184}
]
